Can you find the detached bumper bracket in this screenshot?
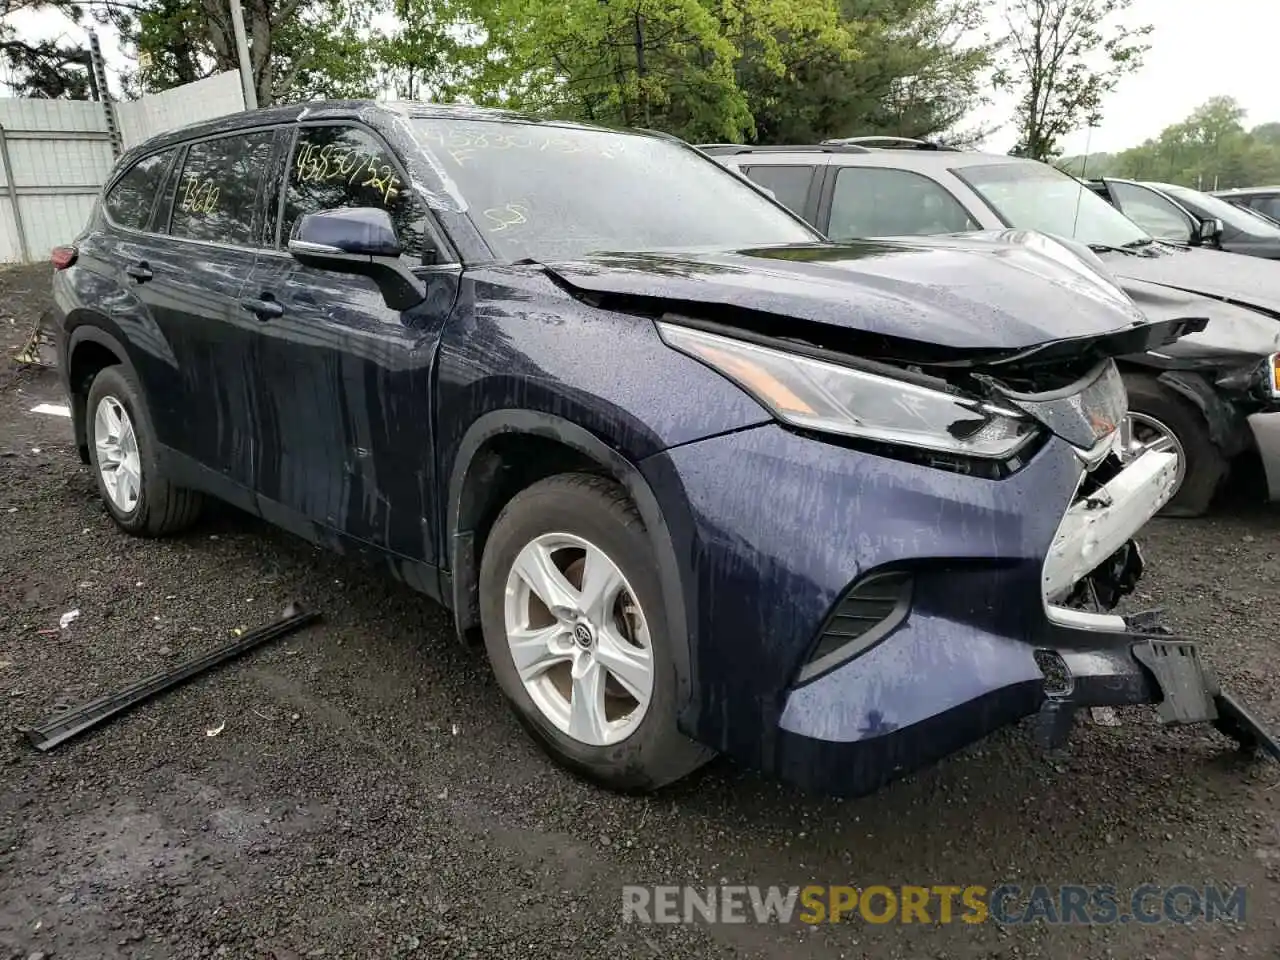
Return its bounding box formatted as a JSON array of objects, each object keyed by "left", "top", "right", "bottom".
[
  {"left": 1131, "top": 637, "right": 1280, "bottom": 761},
  {"left": 1131, "top": 639, "right": 1217, "bottom": 724}
]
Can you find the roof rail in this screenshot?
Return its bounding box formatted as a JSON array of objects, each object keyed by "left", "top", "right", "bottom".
[
  {"left": 820, "top": 135, "right": 960, "bottom": 152},
  {"left": 696, "top": 143, "right": 872, "bottom": 155}
]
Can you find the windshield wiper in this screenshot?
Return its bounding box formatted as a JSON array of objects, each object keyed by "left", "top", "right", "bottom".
[
  {"left": 1121, "top": 238, "right": 1155, "bottom": 249},
  {"left": 1086, "top": 242, "right": 1142, "bottom": 256}
]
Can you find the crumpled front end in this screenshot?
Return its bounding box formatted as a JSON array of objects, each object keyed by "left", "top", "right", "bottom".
[{"left": 640, "top": 354, "right": 1229, "bottom": 797}]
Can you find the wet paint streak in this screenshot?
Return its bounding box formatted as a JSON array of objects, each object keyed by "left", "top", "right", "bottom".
[{"left": 639, "top": 425, "right": 1082, "bottom": 782}]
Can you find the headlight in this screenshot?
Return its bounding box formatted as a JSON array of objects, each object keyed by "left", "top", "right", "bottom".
[
  {"left": 1265, "top": 353, "right": 1280, "bottom": 399},
  {"left": 658, "top": 321, "right": 1039, "bottom": 459}
]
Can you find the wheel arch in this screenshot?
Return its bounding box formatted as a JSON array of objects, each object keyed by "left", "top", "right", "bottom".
[
  {"left": 445, "top": 409, "right": 695, "bottom": 716},
  {"left": 64, "top": 319, "right": 140, "bottom": 462}
]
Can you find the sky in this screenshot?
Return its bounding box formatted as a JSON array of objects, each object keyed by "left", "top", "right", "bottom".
[
  {"left": 973, "top": 0, "right": 1275, "bottom": 155},
  {"left": 6, "top": 0, "right": 1276, "bottom": 158}
]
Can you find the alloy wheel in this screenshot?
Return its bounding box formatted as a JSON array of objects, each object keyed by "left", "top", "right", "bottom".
[
  {"left": 94, "top": 395, "right": 142, "bottom": 513},
  {"left": 503, "top": 532, "right": 654, "bottom": 746},
  {"left": 1119, "top": 412, "right": 1186, "bottom": 496}
]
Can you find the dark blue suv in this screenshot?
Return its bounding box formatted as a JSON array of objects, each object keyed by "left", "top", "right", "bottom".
[{"left": 48, "top": 102, "right": 1263, "bottom": 796}]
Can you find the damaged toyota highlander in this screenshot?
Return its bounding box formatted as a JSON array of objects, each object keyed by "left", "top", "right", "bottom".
[{"left": 48, "top": 102, "right": 1280, "bottom": 797}]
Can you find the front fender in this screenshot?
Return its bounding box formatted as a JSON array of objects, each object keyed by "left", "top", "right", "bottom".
[{"left": 445, "top": 409, "right": 700, "bottom": 728}]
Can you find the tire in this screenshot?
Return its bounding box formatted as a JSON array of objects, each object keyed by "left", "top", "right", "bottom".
[
  {"left": 478, "top": 473, "right": 713, "bottom": 791},
  {"left": 1123, "top": 373, "right": 1224, "bottom": 518},
  {"left": 85, "top": 364, "right": 203, "bottom": 536}
]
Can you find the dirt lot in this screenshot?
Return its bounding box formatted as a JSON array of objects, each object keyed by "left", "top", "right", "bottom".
[{"left": 2, "top": 262, "right": 1279, "bottom": 959}]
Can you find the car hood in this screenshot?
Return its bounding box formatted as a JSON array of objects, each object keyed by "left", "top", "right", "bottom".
[
  {"left": 1119, "top": 276, "right": 1280, "bottom": 361},
  {"left": 540, "top": 237, "right": 1163, "bottom": 356},
  {"left": 1097, "top": 244, "right": 1280, "bottom": 317}
]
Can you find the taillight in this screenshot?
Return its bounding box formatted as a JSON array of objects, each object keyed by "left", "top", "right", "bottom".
[{"left": 51, "top": 245, "right": 78, "bottom": 270}]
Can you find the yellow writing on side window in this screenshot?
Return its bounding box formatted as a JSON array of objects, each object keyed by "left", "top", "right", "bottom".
[
  {"left": 180, "top": 176, "right": 219, "bottom": 215},
  {"left": 294, "top": 141, "right": 401, "bottom": 205}
]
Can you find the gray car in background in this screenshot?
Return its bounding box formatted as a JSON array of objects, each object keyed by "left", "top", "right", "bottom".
[
  {"left": 703, "top": 138, "right": 1280, "bottom": 517},
  {"left": 1212, "top": 185, "right": 1280, "bottom": 225},
  {"left": 1087, "top": 178, "right": 1280, "bottom": 260}
]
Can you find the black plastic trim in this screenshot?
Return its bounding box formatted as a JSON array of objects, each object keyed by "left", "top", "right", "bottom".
[{"left": 794, "top": 570, "right": 913, "bottom": 685}]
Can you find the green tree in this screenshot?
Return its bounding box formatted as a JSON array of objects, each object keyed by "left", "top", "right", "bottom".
[
  {"left": 995, "top": 0, "right": 1151, "bottom": 161},
  {"left": 1106, "top": 97, "right": 1280, "bottom": 189},
  {"left": 372, "top": 0, "right": 469, "bottom": 100},
  {"left": 119, "top": 0, "right": 377, "bottom": 104},
  {"left": 0, "top": 0, "right": 100, "bottom": 98},
  {"left": 753, "top": 0, "right": 998, "bottom": 145},
  {"left": 456, "top": 0, "right": 859, "bottom": 143}
]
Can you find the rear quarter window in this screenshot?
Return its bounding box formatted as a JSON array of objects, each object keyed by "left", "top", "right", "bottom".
[
  {"left": 104, "top": 150, "right": 175, "bottom": 232},
  {"left": 741, "top": 165, "right": 816, "bottom": 216}
]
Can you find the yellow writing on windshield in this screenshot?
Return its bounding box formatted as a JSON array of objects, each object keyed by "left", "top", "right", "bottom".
[{"left": 482, "top": 201, "right": 531, "bottom": 232}]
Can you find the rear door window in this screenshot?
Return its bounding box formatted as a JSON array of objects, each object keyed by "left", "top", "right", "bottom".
[
  {"left": 741, "top": 165, "right": 816, "bottom": 216},
  {"left": 104, "top": 150, "right": 175, "bottom": 232},
  {"left": 1251, "top": 196, "right": 1280, "bottom": 221},
  {"left": 278, "top": 124, "right": 429, "bottom": 258},
  {"left": 827, "top": 166, "right": 977, "bottom": 239},
  {"left": 169, "top": 130, "right": 276, "bottom": 246}
]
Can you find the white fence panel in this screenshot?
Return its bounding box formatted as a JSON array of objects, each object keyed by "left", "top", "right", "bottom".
[
  {"left": 0, "top": 72, "right": 247, "bottom": 263},
  {"left": 118, "top": 71, "right": 246, "bottom": 149},
  {"left": 0, "top": 197, "right": 21, "bottom": 262}
]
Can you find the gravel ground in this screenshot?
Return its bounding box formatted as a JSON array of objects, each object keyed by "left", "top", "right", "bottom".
[{"left": 2, "top": 262, "right": 1279, "bottom": 959}]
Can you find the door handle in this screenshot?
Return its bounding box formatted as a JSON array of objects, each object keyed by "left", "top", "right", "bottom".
[
  {"left": 239, "top": 295, "right": 284, "bottom": 321},
  {"left": 125, "top": 261, "right": 153, "bottom": 282}
]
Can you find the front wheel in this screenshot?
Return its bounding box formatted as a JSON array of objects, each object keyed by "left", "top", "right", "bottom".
[
  {"left": 478, "top": 473, "right": 713, "bottom": 792},
  {"left": 1121, "top": 373, "right": 1224, "bottom": 518}
]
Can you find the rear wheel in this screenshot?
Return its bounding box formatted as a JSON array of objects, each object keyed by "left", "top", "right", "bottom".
[
  {"left": 86, "top": 365, "right": 203, "bottom": 536},
  {"left": 478, "top": 473, "right": 712, "bottom": 791},
  {"left": 1121, "top": 373, "right": 1224, "bottom": 518}
]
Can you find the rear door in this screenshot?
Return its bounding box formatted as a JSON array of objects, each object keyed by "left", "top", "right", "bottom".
[
  {"left": 131, "top": 127, "right": 279, "bottom": 502},
  {"left": 96, "top": 147, "right": 185, "bottom": 419},
  {"left": 244, "top": 120, "right": 460, "bottom": 566}
]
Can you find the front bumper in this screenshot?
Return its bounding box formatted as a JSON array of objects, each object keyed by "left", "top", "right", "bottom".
[
  {"left": 1247, "top": 410, "right": 1280, "bottom": 501},
  {"left": 643, "top": 422, "right": 1277, "bottom": 797},
  {"left": 1041, "top": 447, "right": 1177, "bottom": 600}
]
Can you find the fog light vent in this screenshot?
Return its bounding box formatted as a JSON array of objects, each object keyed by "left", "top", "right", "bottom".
[
  {"left": 1034, "top": 649, "right": 1073, "bottom": 697},
  {"left": 797, "top": 571, "right": 912, "bottom": 684}
]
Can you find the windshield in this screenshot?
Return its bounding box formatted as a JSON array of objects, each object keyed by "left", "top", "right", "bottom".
[
  {"left": 1157, "top": 183, "right": 1280, "bottom": 237},
  {"left": 410, "top": 118, "right": 820, "bottom": 260},
  {"left": 955, "top": 161, "right": 1152, "bottom": 248}
]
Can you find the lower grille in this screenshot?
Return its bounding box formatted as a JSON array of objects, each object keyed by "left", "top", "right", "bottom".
[{"left": 797, "top": 571, "right": 912, "bottom": 684}]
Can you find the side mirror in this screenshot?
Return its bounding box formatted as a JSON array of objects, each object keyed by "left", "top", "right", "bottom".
[
  {"left": 1195, "top": 217, "right": 1224, "bottom": 246},
  {"left": 288, "top": 207, "right": 426, "bottom": 311}
]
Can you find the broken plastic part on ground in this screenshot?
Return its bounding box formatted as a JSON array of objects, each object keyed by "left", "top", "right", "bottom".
[{"left": 19, "top": 602, "right": 320, "bottom": 751}]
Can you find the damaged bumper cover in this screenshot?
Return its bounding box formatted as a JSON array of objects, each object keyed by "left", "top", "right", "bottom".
[
  {"left": 772, "top": 436, "right": 1277, "bottom": 796},
  {"left": 1034, "top": 609, "right": 1280, "bottom": 762},
  {"left": 653, "top": 359, "right": 1280, "bottom": 797}
]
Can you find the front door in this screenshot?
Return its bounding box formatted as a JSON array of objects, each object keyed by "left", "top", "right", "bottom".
[
  {"left": 1103, "top": 180, "right": 1197, "bottom": 244},
  {"left": 245, "top": 121, "right": 459, "bottom": 566},
  {"left": 133, "top": 128, "right": 279, "bottom": 500}
]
